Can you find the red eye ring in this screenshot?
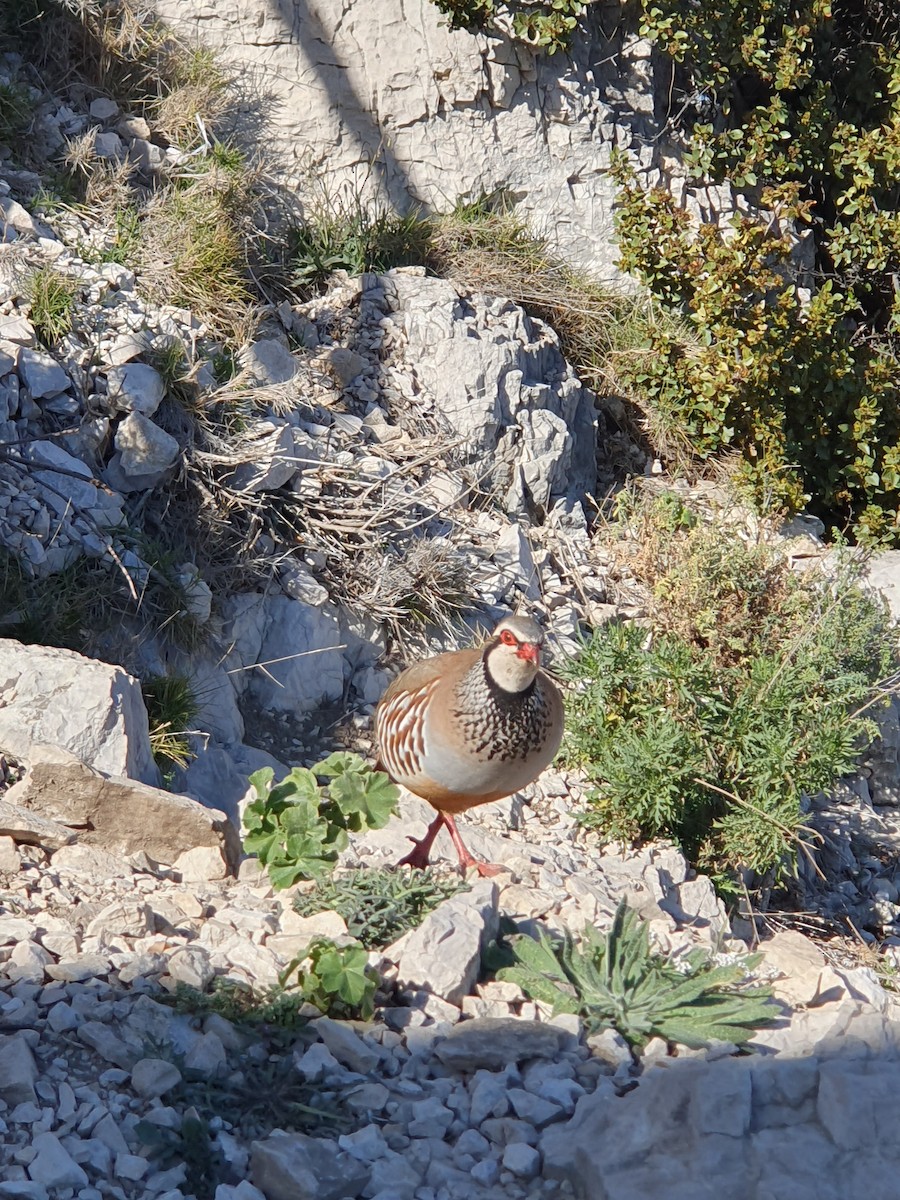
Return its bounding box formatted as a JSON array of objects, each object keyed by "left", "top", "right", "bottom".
[{"left": 499, "top": 629, "right": 517, "bottom": 646}]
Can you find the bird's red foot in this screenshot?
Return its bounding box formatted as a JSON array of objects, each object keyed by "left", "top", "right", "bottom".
[
  {"left": 396, "top": 837, "right": 433, "bottom": 871},
  {"left": 395, "top": 813, "right": 445, "bottom": 871},
  {"left": 459, "top": 855, "right": 506, "bottom": 878}
]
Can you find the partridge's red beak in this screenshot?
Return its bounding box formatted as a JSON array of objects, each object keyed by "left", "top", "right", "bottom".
[{"left": 517, "top": 641, "right": 541, "bottom": 664}]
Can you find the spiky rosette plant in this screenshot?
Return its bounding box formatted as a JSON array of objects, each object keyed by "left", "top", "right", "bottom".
[{"left": 497, "top": 900, "right": 776, "bottom": 1048}]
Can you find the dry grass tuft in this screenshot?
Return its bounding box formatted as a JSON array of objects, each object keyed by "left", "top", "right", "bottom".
[
  {"left": 137, "top": 169, "right": 254, "bottom": 336},
  {"left": 424, "top": 199, "right": 698, "bottom": 460}
]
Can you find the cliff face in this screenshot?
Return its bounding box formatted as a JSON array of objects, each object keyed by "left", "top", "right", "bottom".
[{"left": 154, "top": 0, "right": 662, "bottom": 278}]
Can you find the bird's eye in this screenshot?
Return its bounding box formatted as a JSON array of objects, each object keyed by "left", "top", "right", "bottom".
[{"left": 499, "top": 629, "right": 517, "bottom": 646}]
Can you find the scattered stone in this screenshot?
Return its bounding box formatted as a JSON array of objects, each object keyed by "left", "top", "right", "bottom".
[
  {"left": 312, "top": 1017, "right": 380, "bottom": 1074},
  {"left": 586, "top": 1027, "right": 633, "bottom": 1069},
  {"left": 502, "top": 1142, "right": 541, "bottom": 1180},
  {"left": 89, "top": 97, "right": 119, "bottom": 121},
  {"left": 434, "top": 1019, "right": 569, "bottom": 1072},
  {"left": 0, "top": 1034, "right": 37, "bottom": 1104},
  {"left": 249, "top": 1130, "right": 369, "bottom": 1200},
  {"left": 759, "top": 930, "right": 847, "bottom": 1008},
  {"left": 131, "top": 1058, "right": 183, "bottom": 1099},
  {"left": 224, "top": 420, "right": 298, "bottom": 492},
  {"left": 28, "top": 1132, "right": 89, "bottom": 1189},
  {"left": 242, "top": 339, "right": 298, "bottom": 385},
  {"left": 104, "top": 363, "right": 166, "bottom": 416},
  {"left": 17, "top": 349, "right": 70, "bottom": 398},
  {"left": 107, "top": 411, "right": 180, "bottom": 489}
]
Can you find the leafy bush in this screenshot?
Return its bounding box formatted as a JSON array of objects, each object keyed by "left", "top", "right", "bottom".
[
  {"left": 565, "top": 496, "right": 896, "bottom": 890},
  {"left": 280, "top": 937, "right": 379, "bottom": 1021},
  {"left": 495, "top": 900, "right": 775, "bottom": 1047},
  {"left": 293, "top": 867, "right": 466, "bottom": 949},
  {"left": 429, "top": 0, "right": 587, "bottom": 53},
  {"left": 243, "top": 753, "right": 400, "bottom": 889},
  {"left": 610, "top": 3, "right": 900, "bottom": 542}
]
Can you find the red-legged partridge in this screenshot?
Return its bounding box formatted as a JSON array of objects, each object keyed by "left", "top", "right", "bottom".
[{"left": 375, "top": 614, "right": 564, "bottom": 876}]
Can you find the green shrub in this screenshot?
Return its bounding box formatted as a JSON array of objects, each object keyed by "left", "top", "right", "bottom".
[
  {"left": 428, "top": 0, "right": 587, "bottom": 53},
  {"left": 293, "top": 867, "right": 466, "bottom": 949},
  {"left": 564, "top": 499, "right": 896, "bottom": 890},
  {"left": 494, "top": 899, "right": 776, "bottom": 1047},
  {"left": 243, "top": 753, "right": 400, "bottom": 889},
  {"left": 610, "top": 3, "right": 900, "bottom": 542},
  {"left": 138, "top": 172, "right": 253, "bottom": 336},
  {"left": 611, "top": 154, "right": 900, "bottom": 539}
]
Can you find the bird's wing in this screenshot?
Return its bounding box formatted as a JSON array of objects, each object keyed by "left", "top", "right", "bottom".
[{"left": 377, "top": 647, "right": 480, "bottom": 709}]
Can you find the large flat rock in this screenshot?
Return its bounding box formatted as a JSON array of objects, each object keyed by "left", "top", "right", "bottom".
[{"left": 4, "top": 745, "right": 238, "bottom": 876}]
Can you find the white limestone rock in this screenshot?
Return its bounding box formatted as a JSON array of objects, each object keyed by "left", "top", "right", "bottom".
[
  {"left": 394, "top": 880, "right": 499, "bottom": 1007},
  {"left": 106, "top": 411, "right": 180, "bottom": 490},
  {"left": 104, "top": 363, "right": 166, "bottom": 415},
  {"left": 224, "top": 421, "right": 298, "bottom": 492},
  {"left": 17, "top": 349, "right": 69, "bottom": 398},
  {"left": 0, "top": 642, "right": 157, "bottom": 782}
]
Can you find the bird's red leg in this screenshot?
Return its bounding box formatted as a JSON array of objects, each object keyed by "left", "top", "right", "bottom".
[
  {"left": 441, "top": 813, "right": 504, "bottom": 878},
  {"left": 396, "top": 812, "right": 444, "bottom": 870}
]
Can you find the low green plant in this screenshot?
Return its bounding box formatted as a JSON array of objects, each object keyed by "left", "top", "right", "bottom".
[
  {"left": 0, "top": 80, "right": 30, "bottom": 145},
  {"left": 209, "top": 346, "right": 237, "bottom": 384},
  {"left": 0, "top": 551, "right": 120, "bottom": 650},
  {"left": 27, "top": 266, "right": 77, "bottom": 346},
  {"left": 142, "top": 673, "right": 199, "bottom": 773},
  {"left": 243, "top": 753, "right": 400, "bottom": 889},
  {"left": 138, "top": 177, "right": 253, "bottom": 335},
  {"left": 97, "top": 204, "right": 142, "bottom": 266},
  {"left": 135, "top": 1108, "right": 222, "bottom": 1200},
  {"left": 495, "top": 900, "right": 776, "bottom": 1047},
  {"left": 564, "top": 506, "right": 897, "bottom": 891},
  {"left": 168, "top": 978, "right": 314, "bottom": 1030},
  {"left": 288, "top": 196, "right": 432, "bottom": 293},
  {"left": 293, "top": 867, "right": 466, "bottom": 949},
  {"left": 148, "top": 336, "right": 196, "bottom": 409},
  {"left": 280, "top": 936, "right": 379, "bottom": 1020}
]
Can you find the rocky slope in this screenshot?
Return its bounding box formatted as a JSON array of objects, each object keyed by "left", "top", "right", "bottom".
[{"left": 2, "top": 34, "right": 900, "bottom": 1200}]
